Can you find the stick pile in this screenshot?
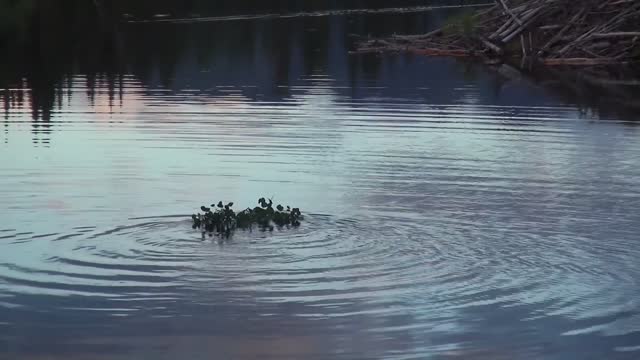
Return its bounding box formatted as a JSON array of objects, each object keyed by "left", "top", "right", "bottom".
[{"left": 356, "top": 0, "right": 640, "bottom": 66}]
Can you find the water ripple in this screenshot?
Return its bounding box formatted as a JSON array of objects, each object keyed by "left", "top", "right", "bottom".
[{"left": 2, "top": 67, "right": 640, "bottom": 359}]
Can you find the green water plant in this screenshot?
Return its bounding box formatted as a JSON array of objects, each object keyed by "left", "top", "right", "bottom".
[{"left": 192, "top": 197, "right": 303, "bottom": 236}]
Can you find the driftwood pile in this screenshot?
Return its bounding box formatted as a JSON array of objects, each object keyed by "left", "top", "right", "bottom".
[{"left": 355, "top": 0, "right": 640, "bottom": 66}]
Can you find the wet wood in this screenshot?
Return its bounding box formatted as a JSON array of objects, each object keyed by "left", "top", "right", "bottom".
[
  {"left": 591, "top": 32, "right": 640, "bottom": 38},
  {"left": 537, "top": 9, "right": 585, "bottom": 57},
  {"left": 498, "top": 0, "right": 523, "bottom": 25},
  {"left": 391, "top": 29, "right": 443, "bottom": 41},
  {"left": 409, "top": 48, "right": 471, "bottom": 57},
  {"left": 480, "top": 36, "right": 504, "bottom": 55},
  {"left": 542, "top": 58, "right": 621, "bottom": 66},
  {"left": 539, "top": 25, "right": 562, "bottom": 30},
  {"left": 501, "top": 7, "right": 543, "bottom": 43}
]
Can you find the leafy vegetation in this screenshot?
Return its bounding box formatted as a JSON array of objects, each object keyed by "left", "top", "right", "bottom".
[
  {"left": 442, "top": 10, "right": 476, "bottom": 39},
  {"left": 192, "top": 197, "right": 303, "bottom": 236}
]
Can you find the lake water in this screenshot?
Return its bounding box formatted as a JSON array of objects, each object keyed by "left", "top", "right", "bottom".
[{"left": 2, "top": 5, "right": 640, "bottom": 360}]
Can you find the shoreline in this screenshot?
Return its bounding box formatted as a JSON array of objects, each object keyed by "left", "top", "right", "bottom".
[{"left": 354, "top": 0, "right": 640, "bottom": 67}]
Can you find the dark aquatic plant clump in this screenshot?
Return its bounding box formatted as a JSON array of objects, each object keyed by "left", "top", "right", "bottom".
[{"left": 192, "top": 197, "right": 303, "bottom": 235}]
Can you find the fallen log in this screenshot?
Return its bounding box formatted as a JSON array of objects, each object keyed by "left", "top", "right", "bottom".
[
  {"left": 542, "top": 57, "right": 622, "bottom": 66},
  {"left": 497, "top": 0, "right": 523, "bottom": 25},
  {"left": 537, "top": 9, "right": 586, "bottom": 56},
  {"left": 409, "top": 48, "right": 472, "bottom": 57},
  {"left": 392, "top": 28, "right": 443, "bottom": 41},
  {"left": 539, "top": 24, "right": 562, "bottom": 31},
  {"left": 501, "top": 7, "right": 544, "bottom": 43},
  {"left": 591, "top": 32, "right": 640, "bottom": 38},
  {"left": 479, "top": 36, "right": 504, "bottom": 55}
]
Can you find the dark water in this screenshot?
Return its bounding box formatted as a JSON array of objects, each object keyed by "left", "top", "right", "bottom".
[{"left": 2, "top": 3, "right": 640, "bottom": 360}]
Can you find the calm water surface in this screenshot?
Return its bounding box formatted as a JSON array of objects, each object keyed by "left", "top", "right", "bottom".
[{"left": 1, "top": 5, "right": 640, "bottom": 360}]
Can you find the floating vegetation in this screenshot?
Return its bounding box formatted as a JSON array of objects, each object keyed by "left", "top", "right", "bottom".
[{"left": 192, "top": 197, "right": 303, "bottom": 236}]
